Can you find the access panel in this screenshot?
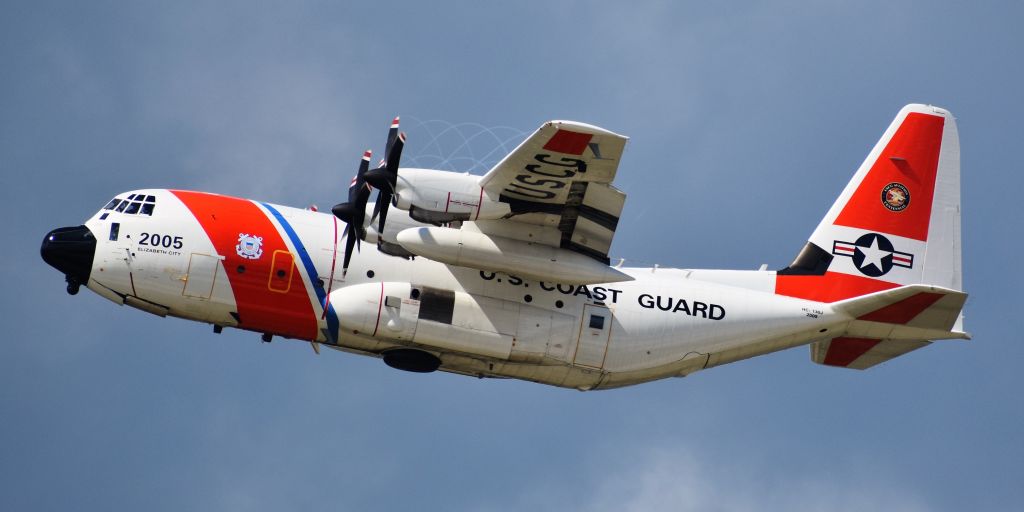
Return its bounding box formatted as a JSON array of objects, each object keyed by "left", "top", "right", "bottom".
[
  {"left": 182, "top": 253, "right": 220, "bottom": 299},
  {"left": 574, "top": 304, "right": 613, "bottom": 368}
]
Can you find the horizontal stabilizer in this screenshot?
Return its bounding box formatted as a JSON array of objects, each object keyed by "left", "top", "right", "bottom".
[
  {"left": 832, "top": 284, "right": 967, "bottom": 332},
  {"left": 814, "top": 285, "right": 969, "bottom": 369},
  {"left": 811, "top": 338, "right": 932, "bottom": 370}
]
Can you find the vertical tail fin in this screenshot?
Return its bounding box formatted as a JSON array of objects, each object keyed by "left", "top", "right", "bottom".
[{"left": 776, "top": 104, "right": 963, "bottom": 308}]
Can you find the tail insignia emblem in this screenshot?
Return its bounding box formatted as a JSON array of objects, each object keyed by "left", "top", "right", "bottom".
[
  {"left": 882, "top": 182, "right": 910, "bottom": 211},
  {"left": 832, "top": 233, "right": 913, "bottom": 277}
]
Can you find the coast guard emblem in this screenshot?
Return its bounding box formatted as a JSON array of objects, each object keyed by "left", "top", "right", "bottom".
[{"left": 236, "top": 233, "right": 264, "bottom": 260}]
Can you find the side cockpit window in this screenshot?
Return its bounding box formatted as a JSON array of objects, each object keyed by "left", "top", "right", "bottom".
[{"left": 105, "top": 194, "right": 156, "bottom": 216}]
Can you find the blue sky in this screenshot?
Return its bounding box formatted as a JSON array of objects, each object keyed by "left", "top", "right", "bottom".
[{"left": 2, "top": 1, "right": 1022, "bottom": 510}]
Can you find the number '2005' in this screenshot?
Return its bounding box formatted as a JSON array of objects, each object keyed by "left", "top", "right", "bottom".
[{"left": 139, "top": 233, "right": 183, "bottom": 249}]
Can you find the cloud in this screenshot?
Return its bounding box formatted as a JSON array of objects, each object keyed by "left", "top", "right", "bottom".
[{"left": 505, "top": 442, "right": 932, "bottom": 512}]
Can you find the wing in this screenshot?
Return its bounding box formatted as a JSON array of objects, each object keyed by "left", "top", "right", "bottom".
[{"left": 478, "top": 121, "right": 629, "bottom": 263}]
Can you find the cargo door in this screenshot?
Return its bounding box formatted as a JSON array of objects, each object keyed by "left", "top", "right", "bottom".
[
  {"left": 182, "top": 253, "right": 221, "bottom": 299},
  {"left": 574, "top": 304, "right": 612, "bottom": 368}
]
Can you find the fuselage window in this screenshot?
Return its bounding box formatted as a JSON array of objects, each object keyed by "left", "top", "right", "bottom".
[
  {"left": 109, "top": 222, "right": 120, "bottom": 241},
  {"left": 589, "top": 315, "right": 605, "bottom": 330}
]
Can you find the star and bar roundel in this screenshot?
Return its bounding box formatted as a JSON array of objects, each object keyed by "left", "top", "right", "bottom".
[{"left": 832, "top": 233, "right": 913, "bottom": 278}]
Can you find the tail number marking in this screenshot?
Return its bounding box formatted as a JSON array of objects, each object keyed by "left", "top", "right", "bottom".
[{"left": 138, "top": 233, "right": 184, "bottom": 250}]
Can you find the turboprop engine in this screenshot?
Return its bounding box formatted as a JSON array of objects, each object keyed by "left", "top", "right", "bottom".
[{"left": 391, "top": 168, "right": 511, "bottom": 224}]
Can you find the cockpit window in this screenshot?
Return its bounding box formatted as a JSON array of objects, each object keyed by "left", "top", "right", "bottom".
[{"left": 107, "top": 193, "right": 157, "bottom": 216}]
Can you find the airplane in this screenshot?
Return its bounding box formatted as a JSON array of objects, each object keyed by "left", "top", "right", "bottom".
[{"left": 40, "top": 104, "right": 968, "bottom": 390}]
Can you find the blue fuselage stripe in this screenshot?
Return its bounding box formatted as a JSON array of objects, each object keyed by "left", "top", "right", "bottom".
[{"left": 261, "top": 203, "right": 339, "bottom": 343}]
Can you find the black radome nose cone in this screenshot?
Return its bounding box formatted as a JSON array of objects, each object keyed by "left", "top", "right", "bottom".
[{"left": 41, "top": 225, "right": 96, "bottom": 289}]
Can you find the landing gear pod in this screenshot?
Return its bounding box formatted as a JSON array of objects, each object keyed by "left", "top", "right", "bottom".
[{"left": 382, "top": 348, "right": 441, "bottom": 373}]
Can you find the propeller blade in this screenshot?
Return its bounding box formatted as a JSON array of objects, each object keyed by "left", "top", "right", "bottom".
[
  {"left": 370, "top": 117, "right": 406, "bottom": 236},
  {"left": 349, "top": 150, "right": 372, "bottom": 202},
  {"left": 386, "top": 131, "right": 406, "bottom": 178},
  {"left": 373, "top": 188, "right": 392, "bottom": 235},
  {"left": 341, "top": 223, "right": 357, "bottom": 278},
  {"left": 381, "top": 116, "right": 400, "bottom": 168}
]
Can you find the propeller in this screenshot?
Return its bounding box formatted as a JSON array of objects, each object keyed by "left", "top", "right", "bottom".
[
  {"left": 365, "top": 116, "right": 406, "bottom": 237},
  {"left": 331, "top": 149, "right": 373, "bottom": 277}
]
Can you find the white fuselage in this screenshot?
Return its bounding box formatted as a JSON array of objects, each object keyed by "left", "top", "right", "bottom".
[{"left": 70, "top": 188, "right": 846, "bottom": 390}]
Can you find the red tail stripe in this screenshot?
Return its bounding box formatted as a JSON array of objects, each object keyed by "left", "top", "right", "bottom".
[
  {"left": 834, "top": 113, "right": 944, "bottom": 242},
  {"left": 858, "top": 292, "right": 944, "bottom": 324},
  {"left": 823, "top": 337, "right": 881, "bottom": 367},
  {"left": 775, "top": 271, "right": 898, "bottom": 303}
]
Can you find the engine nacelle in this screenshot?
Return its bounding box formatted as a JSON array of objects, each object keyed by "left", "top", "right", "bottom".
[
  {"left": 393, "top": 168, "right": 510, "bottom": 224},
  {"left": 395, "top": 226, "right": 633, "bottom": 285},
  {"left": 329, "top": 282, "right": 578, "bottom": 364}
]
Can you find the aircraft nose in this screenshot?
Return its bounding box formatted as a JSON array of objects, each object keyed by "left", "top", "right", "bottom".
[{"left": 41, "top": 225, "right": 97, "bottom": 295}]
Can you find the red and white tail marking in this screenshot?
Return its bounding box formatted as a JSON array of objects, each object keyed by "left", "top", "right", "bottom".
[
  {"left": 777, "top": 104, "right": 962, "bottom": 307},
  {"left": 813, "top": 285, "right": 969, "bottom": 369},
  {"left": 831, "top": 112, "right": 944, "bottom": 242}
]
